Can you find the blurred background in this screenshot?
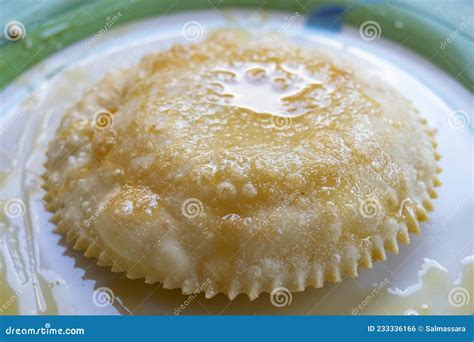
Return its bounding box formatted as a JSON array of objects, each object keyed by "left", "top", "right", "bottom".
[{"left": 0, "top": 0, "right": 473, "bottom": 90}]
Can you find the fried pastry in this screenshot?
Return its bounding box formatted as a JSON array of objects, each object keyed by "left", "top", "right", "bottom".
[{"left": 43, "top": 31, "right": 441, "bottom": 300}]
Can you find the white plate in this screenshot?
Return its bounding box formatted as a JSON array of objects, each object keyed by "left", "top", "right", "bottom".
[{"left": 0, "top": 10, "right": 472, "bottom": 315}]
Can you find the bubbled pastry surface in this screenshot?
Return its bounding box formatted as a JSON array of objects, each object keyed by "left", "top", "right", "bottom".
[{"left": 43, "top": 31, "right": 441, "bottom": 300}]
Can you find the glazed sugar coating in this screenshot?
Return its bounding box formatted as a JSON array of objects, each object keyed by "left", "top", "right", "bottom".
[{"left": 44, "top": 31, "right": 440, "bottom": 300}]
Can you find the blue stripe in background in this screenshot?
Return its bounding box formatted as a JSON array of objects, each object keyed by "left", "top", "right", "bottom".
[
  {"left": 305, "top": 5, "right": 346, "bottom": 31},
  {"left": 0, "top": 315, "right": 472, "bottom": 341}
]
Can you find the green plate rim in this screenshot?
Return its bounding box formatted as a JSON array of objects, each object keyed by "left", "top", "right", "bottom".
[{"left": 0, "top": 0, "right": 472, "bottom": 91}]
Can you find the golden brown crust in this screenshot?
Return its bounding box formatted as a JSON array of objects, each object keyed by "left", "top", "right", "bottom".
[{"left": 43, "top": 31, "right": 440, "bottom": 300}]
